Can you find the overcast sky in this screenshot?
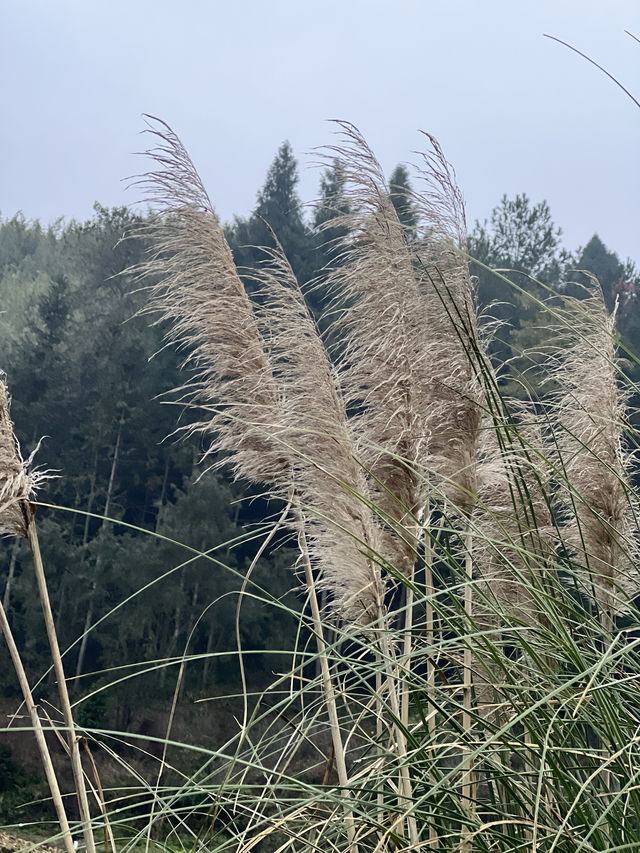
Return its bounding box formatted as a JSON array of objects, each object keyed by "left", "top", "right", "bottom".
[{"left": 1, "top": 0, "right": 638, "bottom": 261}]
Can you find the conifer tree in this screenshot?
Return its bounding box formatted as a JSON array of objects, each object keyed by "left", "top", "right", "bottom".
[
  {"left": 388, "top": 164, "right": 418, "bottom": 238},
  {"left": 228, "top": 142, "right": 314, "bottom": 283}
]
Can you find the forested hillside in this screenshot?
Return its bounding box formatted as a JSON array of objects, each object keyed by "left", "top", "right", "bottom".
[
  {"left": 0, "top": 140, "right": 637, "bottom": 806},
  {"left": 1, "top": 145, "right": 637, "bottom": 701}
]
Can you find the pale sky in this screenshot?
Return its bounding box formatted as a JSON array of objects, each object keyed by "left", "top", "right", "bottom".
[{"left": 1, "top": 0, "right": 639, "bottom": 261}]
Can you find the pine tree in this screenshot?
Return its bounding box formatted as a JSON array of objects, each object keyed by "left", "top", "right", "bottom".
[
  {"left": 388, "top": 164, "right": 418, "bottom": 238},
  {"left": 469, "top": 194, "right": 570, "bottom": 379},
  {"left": 228, "top": 142, "right": 314, "bottom": 283},
  {"left": 576, "top": 235, "right": 625, "bottom": 311},
  {"left": 313, "top": 159, "right": 351, "bottom": 260}
]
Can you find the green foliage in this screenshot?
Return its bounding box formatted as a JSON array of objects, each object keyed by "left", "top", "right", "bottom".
[
  {"left": 388, "top": 164, "right": 418, "bottom": 238},
  {"left": 228, "top": 142, "right": 315, "bottom": 285},
  {"left": 0, "top": 206, "right": 260, "bottom": 712},
  {"left": 472, "top": 193, "right": 568, "bottom": 283},
  {"left": 576, "top": 234, "right": 625, "bottom": 307},
  {"left": 0, "top": 748, "right": 42, "bottom": 822},
  {"left": 75, "top": 688, "right": 108, "bottom": 730},
  {"left": 574, "top": 235, "right": 640, "bottom": 362},
  {"left": 313, "top": 159, "right": 350, "bottom": 234},
  {"left": 469, "top": 195, "right": 573, "bottom": 388}
]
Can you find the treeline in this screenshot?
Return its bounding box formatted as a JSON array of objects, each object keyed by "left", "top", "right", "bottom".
[{"left": 0, "top": 143, "right": 637, "bottom": 723}]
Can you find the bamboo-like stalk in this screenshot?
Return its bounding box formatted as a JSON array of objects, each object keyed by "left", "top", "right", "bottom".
[
  {"left": 423, "top": 507, "right": 438, "bottom": 849},
  {"left": 460, "top": 528, "right": 475, "bottom": 853},
  {"left": 27, "top": 517, "right": 96, "bottom": 853},
  {"left": 376, "top": 629, "right": 419, "bottom": 847},
  {"left": 80, "top": 739, "right": 117, "bottom": 853},
  {"left": 424, "top": 509, "right": 437, "bottom": 742},
  {"left": 375, "top": 667, "right": 384, "bottom": 828},
  {"left": 400, "top": 555, "right": 417, "bottom": 844},
  {"left": 400, "top": 561, "right": 415, "bottom": 734},
  {"left": 294, "top": 502, "right": 358, "bottom": 853},
  {"left": 0, "top": 600, "right": 74, "bottom": 853}
]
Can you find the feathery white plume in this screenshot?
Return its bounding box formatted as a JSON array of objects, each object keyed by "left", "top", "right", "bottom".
[
  {"left": 0, "top": 378, "right": 39, "bottom": 537},
  {"left": 252, "top": 242, "right": 385, "bottom": 623},
  {"left": 550, "top": 283, "right": 639, "bottom": 622},
  {"left": 412, "top": 134, "right": 484, "bottom": 516},
  {"left": 135, "top": 117, "right": 287, "bottom": 488},
  {"left": 318, "top": 123, "right": 433, "bottom": 572}
]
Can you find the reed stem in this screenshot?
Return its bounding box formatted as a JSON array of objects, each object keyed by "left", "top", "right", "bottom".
[
  {"left": 0, "top": 599, "right": 74, "bottom": 853},
  {"left": 377, "top": 629, "right": 419, "bottom": 847},
  {"left": 461, "top": 526, "right": 475, "bottom": 852},
  {"left": 293, "top": 503, "right": 358, "bottom": 853},
  {"left": 26, "top": 514, "right": 96, "bottom": 853}
]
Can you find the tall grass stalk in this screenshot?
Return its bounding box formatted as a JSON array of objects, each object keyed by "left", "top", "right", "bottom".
[
  {"left": 461, "top": 528, "right": 475, "bottom": 851},
  {"left": 0, "top": 378, "right": 95, "bottom": 853},
  {"left": 0, "top": 598, "right": 74, "bottom": 853},
  {"left": 294, "top": 502, "right": 358, "bottom": 852},
  {"left": 27, "top": 517, "right": 97, "bottom": 853}
]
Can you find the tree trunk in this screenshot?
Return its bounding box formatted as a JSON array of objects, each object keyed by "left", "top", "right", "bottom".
[
  {"left": 56, "top": 443, "right": 99, "bottom": 625},
  {"left": 75, "top": 411, "right": 124, "bottom": 682},
  {"left": 161, "top": 574, "right": 185, "bottom": 687},
  {"left": 202, "top": 620, "right": 216, "bottom": 688}
]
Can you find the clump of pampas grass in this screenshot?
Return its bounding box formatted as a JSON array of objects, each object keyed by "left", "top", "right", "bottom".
[
  {"left": 136, "top": 117, "right": 384, "bottom": 630},
  {"left": 137, "top": 118, "right": 502, "bottom": 849},
  {"left": 134, "top": 117, "right": 640, "bottom": 851}
]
